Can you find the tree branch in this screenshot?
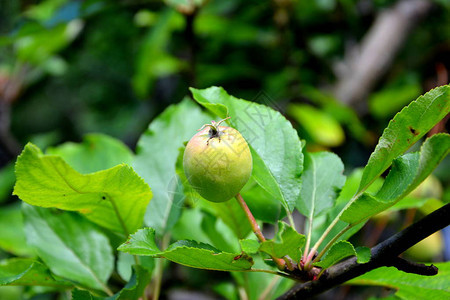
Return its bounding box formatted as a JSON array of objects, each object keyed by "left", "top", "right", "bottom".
[
  {"left": 278, "top": 203, "right": 450, "bottom": 299},
  {"left": 386, "top": 257, "right": 437, "bottom": 276},
  {"left": 333, "top": 0, "right": 433, "bottom": 114}
]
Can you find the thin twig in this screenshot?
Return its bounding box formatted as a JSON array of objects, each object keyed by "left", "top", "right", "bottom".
[{"left": 278, "top": 203, "right": 450, "bottom": 299}]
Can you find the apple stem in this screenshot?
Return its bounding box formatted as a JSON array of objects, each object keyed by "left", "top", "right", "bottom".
[
  {"left": 235, "top": 193, "right": 287, "bottom": 270},
  {"left": 236, "top": 193, "right": 266, "bottom": 243}
]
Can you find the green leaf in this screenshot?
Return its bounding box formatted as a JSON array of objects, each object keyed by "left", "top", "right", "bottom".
[
  {"left": 287, "top": 104, "right": 345, "bottom": 147},
  {"left": 47, "top": 133, "right": 133, "bottom": 174},
  {"left": 14, "top": 143, "right": 151, "bottom": 235},
  {"left": 259, "top": 222, "right": 305, "bottom": 263},
  {"left": 358, "top": 85, "right": 450, "bottom": 193},
  {"left": 309, "top": 169, "right": 383, "bottom": 252},
  {"left": 0, "top": 203, "right": 34, "bottom": 256},
  {"left": 203, "top": 200, "right": 252, "bottom": 240},
  {"left": 297, "top": 151, "right": 345, "bottom": 218},
  {"left": 110, "top": 265, "right": 151, "bottom": 300},
  {"left": 117, "top": 228, "right": 161, "bottom": 256},
  {"left": 201, "top": 213, "right": 238, "bottom": 253},
  {"left": 133, "top": 98, "right": 210, "bottom": 234},
  {"left": 23, "top": 205, "right": 114, "bottom": 292},
  {"left": 402, "top": 134, "right": 450, "bottom": 197},
  {"left": 171, "top": 207, "right": 211, "bottom": 243},
  {"left": 375, "top": 153, "right": 420, "bottom": 201},
  {"left": 190, "top": 86, "right": 303, "bottom": 212},
  {"left": 239, "top": 239, "right": 260, "bottom": 254},
  {"left": 348, "top": 262, "right": 450, "bottom": 299},
  {"left": 118, "top": 228, "right": 254, "bottom": 271},
  {"left": 341, "top": 134, "right": 450, "bottom": 224},
  {"left": 72, "top": 289, "right": 100, "bottom": 300},
  {"left": 0, "top": 258, "right": 72, "bottom": 287},
  {"left": 117, "top": 252, "right": 155, "bottom": 283},
  {"left": 355, "top": 247, "right": 371, "bottom": 264},
  {"left": 314, "top": 241, "right": 370, "bottom": 269}
]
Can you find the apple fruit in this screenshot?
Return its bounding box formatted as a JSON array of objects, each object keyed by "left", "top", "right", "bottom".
[{"left": 183, "top": 118, "right": 252, "bottom": 202}]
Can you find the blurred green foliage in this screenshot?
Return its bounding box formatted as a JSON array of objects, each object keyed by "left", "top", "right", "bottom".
[
  {"left": 0, "top": 0, "right": 449, "bottom": 299},
  {"left": 1, "top": 0, "right": 448, "bottom": 154}
]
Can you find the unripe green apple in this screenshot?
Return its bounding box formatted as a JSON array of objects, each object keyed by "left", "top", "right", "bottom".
[{"left": 183, "top": 118, "right": 252, "bottom": 202}]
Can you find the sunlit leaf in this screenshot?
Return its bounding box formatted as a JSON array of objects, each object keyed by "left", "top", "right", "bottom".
[
  {"left": 341, "top": 134, "right": 450, "bottom": 224},
  {"left": 14, "top": 143, "right": 151, "bottom": 235},
  {"left": 358, "top": 85, "right": 450, "bottom": 193},
  {"left": 118, "top": 228, "right": 254, "bottom": 271},
  {"left": 348, "top": 262, "right": 450, "bottom": 299},
  {"left": 259, "top": 222, "right": 305, "bottom": 263}
]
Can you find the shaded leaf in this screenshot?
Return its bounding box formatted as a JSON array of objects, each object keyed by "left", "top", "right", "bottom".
[
  {"left": 133, "top": 98, "right": 210, "bottom": 234},
  {"left": 47, "top": 133, "right": 133, "bottom": 174},
  {"left": 0, "top": 203, "right": 34, "bottom": 256},
  {"left": 110, "top": 265, "right": 151, "bottom": 300},
  {"left": 0, "top": 258, "right": 72, "bottom": 288},
  {"left": 358, "top": 85, "right": 450, "bottom": 193},
  {"left": 191, "top": 86, "right": 303, "bottom": 212},
  {"left": 201, "top": 213, "right": 238, "bottom": 253},
  {"left": 118, "top": 228, "right": 253, "bottom": 271},
  {"left": 23, "top": 205, "right": 114, "bottom": 292},
  {"left": 239, "top": 239, "right": 260, "bottom": 254},
  {"left": 297, "top": 151, "right": 345, "bottom": 218},
  {"left": 240, "top": 179, "right": 284, "bottom": 224},
  {"left": 72, "top": 289, "right": 100, "bottom": 300},
  {"left": 205, "top": 200, "right": 252, "bottom": 240},
  {"left": 14, "top": 143, "right": 151, "bottom": 235}
]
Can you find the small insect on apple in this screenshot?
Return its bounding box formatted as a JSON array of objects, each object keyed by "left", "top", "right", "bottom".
[{"left": 183, "top": 117, "right": 253, "bottom": 203}]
